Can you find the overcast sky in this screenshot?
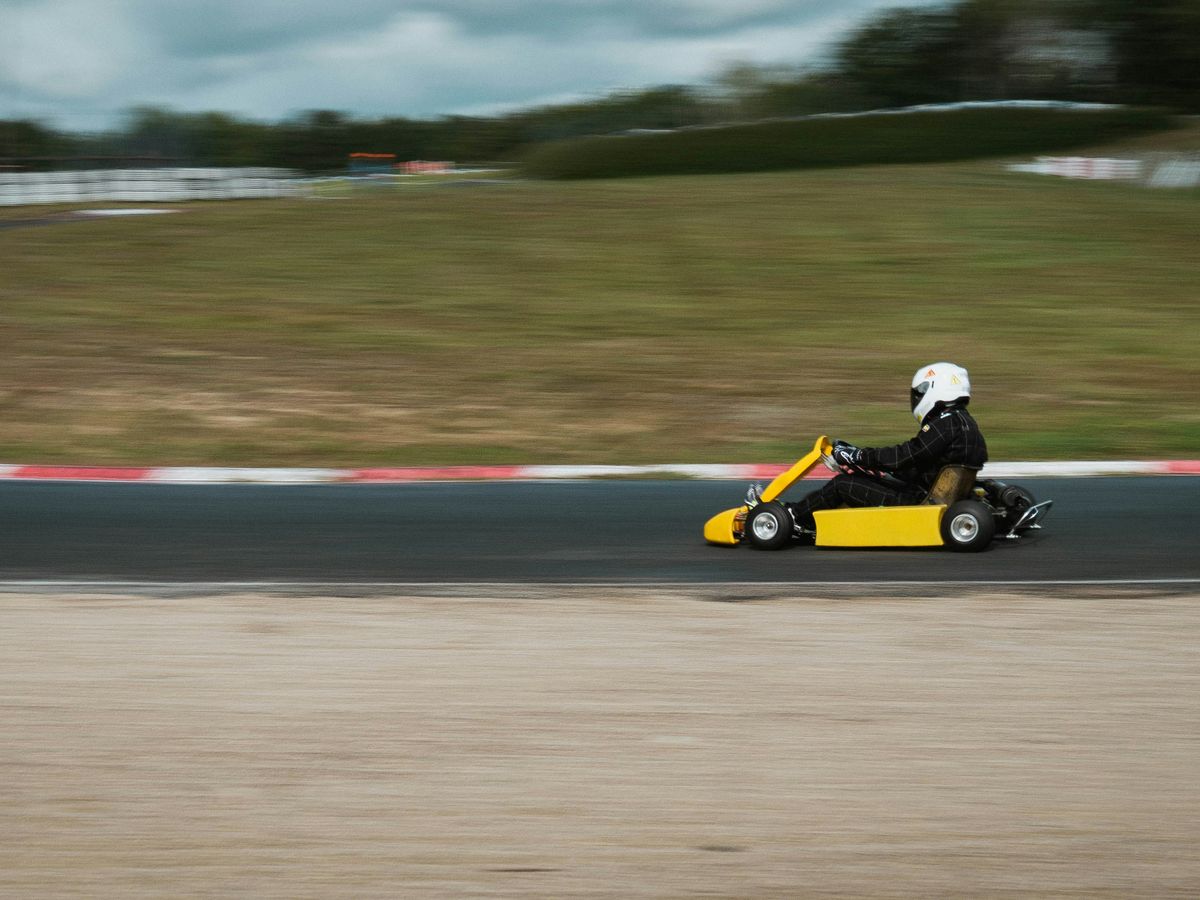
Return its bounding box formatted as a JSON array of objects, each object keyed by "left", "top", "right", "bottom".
[{"left": 1, "top": 0, "right": 940, "bottom": 132}]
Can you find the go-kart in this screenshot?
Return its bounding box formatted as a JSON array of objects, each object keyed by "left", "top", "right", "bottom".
[{"left": 704, "top": 436, "right": 1052, "bottom": 552}]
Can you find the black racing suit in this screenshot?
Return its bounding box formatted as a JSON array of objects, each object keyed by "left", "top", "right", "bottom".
[{"left": 787, "top": 404, "right": 988, "bottom": 530}]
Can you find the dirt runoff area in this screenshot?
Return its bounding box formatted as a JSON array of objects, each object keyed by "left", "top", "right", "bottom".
[{"left": 2, "top": 589, "right": 1198, "bottom": 899}]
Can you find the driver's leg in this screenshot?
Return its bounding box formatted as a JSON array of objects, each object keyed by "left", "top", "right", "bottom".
[{"left": 787, "top": 474, "right": 921, "bottom": 529}]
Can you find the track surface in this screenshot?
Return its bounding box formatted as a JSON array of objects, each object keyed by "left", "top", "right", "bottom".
[{"left": 1, "top": 476, "right": 1196, "bottom": 584}]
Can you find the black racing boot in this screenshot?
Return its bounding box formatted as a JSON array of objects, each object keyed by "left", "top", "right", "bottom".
[
  {"left": 744, "top": 483, "right": 763, "bottom": 508},
  {"left": 786, "top": 502, "right": 817, "bottom": 544}
]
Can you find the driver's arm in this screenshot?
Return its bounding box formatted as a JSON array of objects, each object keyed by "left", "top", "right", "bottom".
[{"left": 859, "top": 417, "right": 953, "bottom": 473}]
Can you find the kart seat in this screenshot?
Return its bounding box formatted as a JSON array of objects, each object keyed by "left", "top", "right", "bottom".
[{"left": 924, "top": 465, "right": 978, "bottom": 506}]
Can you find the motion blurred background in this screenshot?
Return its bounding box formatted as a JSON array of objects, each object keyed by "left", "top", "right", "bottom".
[
  {"left": 2, "top": 0, "right": 1197, "bottom": 467},
  {"left": 3, "top": 6, "right": 1199, "bottom": 898}
]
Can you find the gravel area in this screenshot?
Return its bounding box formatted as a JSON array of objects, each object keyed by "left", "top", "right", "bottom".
[{"left": 2, "top": 590, "right": 1198, "bottom": 898}]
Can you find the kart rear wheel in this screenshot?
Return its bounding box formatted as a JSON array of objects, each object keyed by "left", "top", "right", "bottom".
[
  {"left": 941, "top": 499, "right": 995, "bottom": 552},
  {"left": 745, "top": 501, "right": 794, "bottom": 551}
]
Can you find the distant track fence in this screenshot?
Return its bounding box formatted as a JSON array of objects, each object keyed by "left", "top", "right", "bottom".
[
  {"left": 1007, "top": 154, "right": 1200, "bottom": 188},
  {"left": 0, "top": 168, "right": 306, "bottom": 207}
]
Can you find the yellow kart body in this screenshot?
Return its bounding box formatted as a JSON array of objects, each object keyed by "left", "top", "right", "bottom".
[{"left": 703, "top": 435, "right": 947, "bottom": 548}]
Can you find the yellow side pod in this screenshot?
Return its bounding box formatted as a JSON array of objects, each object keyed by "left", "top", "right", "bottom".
[{"left": 813, "top": 504, "right": 945, "bottom": 548}]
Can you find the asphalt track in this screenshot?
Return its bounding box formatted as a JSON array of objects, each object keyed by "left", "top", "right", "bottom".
[{"left": 1, "top": 476, "right": 1197, "bottom": 586}]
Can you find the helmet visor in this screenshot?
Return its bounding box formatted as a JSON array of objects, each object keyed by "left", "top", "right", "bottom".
[{"left": 911, "top": 381, "right": 931, "bottom": 412}]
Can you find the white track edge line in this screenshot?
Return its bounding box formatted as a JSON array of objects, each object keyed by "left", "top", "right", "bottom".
[{"left": 2, "top": 578, "right": 1197, "bottom": 589}]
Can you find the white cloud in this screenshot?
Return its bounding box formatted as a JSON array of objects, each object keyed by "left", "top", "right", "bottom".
[
  {"left": 657, "top": 0, "right": 809, "bottom": 27},
  {"left": 2, "top": 0, "right": 142, "bottom": 100},
  {"left": 1, "top": 0, "right": 943, "bottom": 130}
]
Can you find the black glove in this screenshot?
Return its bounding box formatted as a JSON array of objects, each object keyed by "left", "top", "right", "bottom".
[{"left": 831, "top": 440, "right": 862, "bottom": 471}]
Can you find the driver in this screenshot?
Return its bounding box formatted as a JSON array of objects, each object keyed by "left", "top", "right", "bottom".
[{"left": 782, "top": 362, "right": 988, "bottom": 533}]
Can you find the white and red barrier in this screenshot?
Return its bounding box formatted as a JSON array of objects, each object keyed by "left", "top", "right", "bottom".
[
  {"left": 0, "top": 460, "right": 1195, "bottom": 483},
  {"left": 1007, "top": 157, "right": 1144, "bottom": 180},
  {"left": 1007, "top": 155, "right": 1200, "bottom": 188}
]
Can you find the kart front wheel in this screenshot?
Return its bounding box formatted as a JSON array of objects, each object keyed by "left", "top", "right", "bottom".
[
  {"left": 941, "top": 499, "right": 996, "bottom": 552},
  {"left": 745, "top": 501, "right": 794, "bottom": 551}
]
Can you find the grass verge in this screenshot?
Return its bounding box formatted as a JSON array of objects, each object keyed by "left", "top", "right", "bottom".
[{"left": 1, "top": 128, "right": 1197, "bottom": 465}]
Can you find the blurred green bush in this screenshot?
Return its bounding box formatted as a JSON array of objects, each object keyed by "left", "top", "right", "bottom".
[{"left": 522, "top": 107, "right": 1172, "bottom": 179}]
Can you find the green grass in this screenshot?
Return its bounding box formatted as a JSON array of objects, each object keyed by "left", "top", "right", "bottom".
[{"left": 1, "top": 136, "right": 1197, "bottom": 466}]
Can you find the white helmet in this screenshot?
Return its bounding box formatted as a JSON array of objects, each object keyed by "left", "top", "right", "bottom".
[{"left": 911, "top": 362, "right": 971, "bottom": 423}]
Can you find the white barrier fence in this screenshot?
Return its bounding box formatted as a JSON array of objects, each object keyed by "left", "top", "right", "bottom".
[
  {"left": 0, "top": 168, "right": 307, "bottom": 207},
  {"left": 1008, "top": 155, "right": 1200, "bottom": 188},
  {"left": 1008, "top": 157, "right": 1144, "bottom": 180},
  {"left": 1146, "top": 159, "right": 1200, "bottom": 189}
]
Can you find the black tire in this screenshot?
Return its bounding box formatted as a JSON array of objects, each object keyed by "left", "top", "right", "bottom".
[
  {"left": 744, "top": 501, "right": 794, "bottom": 551},
  {"left": 941, "top": 499, "right": 996, "bottom": 552}
]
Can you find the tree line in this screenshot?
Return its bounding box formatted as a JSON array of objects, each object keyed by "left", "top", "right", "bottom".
[{"left": 3, "top": 0, "right": 1195, "bottom": 173}]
